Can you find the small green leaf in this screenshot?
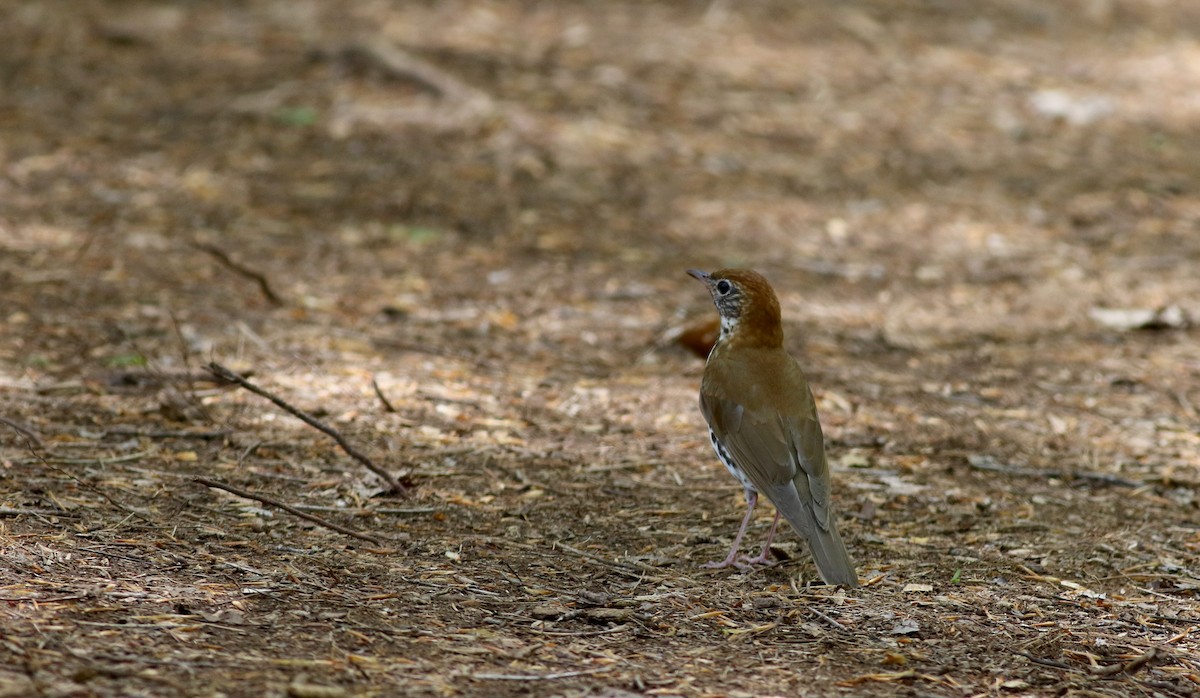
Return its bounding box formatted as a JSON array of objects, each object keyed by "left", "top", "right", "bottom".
[
  {"left": 387, "top": 225, "right": 441, "bottom": 244},
  {"left": 107, "top": 353, "right": 148, "bottom": 367},
  {"left": 275, "top": 106, "right": 319, "bottom": 126},
  {"left": 24, "top": 355, "right": 51, "bottom": 368},
  {"left": 950, "top": 568, "right": 962, "bottom": 584}
]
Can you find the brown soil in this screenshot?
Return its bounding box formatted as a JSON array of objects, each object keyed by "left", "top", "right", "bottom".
[{"left": 1, "top": 1, "right": 1198, "bottom": 696}]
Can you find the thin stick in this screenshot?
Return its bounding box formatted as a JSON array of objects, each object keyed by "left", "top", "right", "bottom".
[
  {"left": 193, "top": 477, "right": 386, "bottom": 546},
  {"left": 551, "top": 541, "right": 667, "bottom": 581},
  {"left": 472, "top": 667, "right": 612, "bottom": 681},
  {"left": 1090, "top": 647, "right": 1157, "bottom": 676},
  {"left": 6, "top": 434, "right": 156, "bottom": 526},
  {"left": 0, "top": 508, "right": 80, "bottom": 517},
  {"left": 289, "top": 504, "right": 436, "bottom": 515},
  {"left": 206, "top": 362, "right": 409, "bottom": 495},
  {"left": 471, "top": 535, "right": 671, "bottom": 583},
  {"left": 966, "top": 455, "right": 1140, "bottom": 488},
  {"left": 522, "top": 624, "right": 631, "bottom": 637},
  {"left": 0, "top": 416, "right": 43, "bottom": 448},
  {"left": 341, "top": 40, "right": 484, "bottom": 102},
  {"left": 372, "top": 377, "right": 397, "bottom": 413},
  {"left": 808, "top": 607, "right": 848, "bottom": 632},
  {"left": 104, "top": 427, "right": 232, "bottom": 439},
  {"left": 15, "top": 452, "right": 150, "bottom": 465},
  {"left": 191, "top": 241, "right": 283, "bottom": 306},
  {"left": 168, "top": 308, "right": 193, "bottom": 371},
  {"left": 1017, "top": 651, "right": 1078, "bottom": 672},
  {"left": 1174, "top": 390, "right": 1198, "bottom": 421}
]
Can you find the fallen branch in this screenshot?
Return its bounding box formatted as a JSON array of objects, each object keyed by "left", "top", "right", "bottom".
[
  {"left": 206, "top": 362, "right": 410, "bottom": 496},
  {"left": 1090, "top": 647, "right": 1158, "bottom": 677},
  {"left": 966, "top": 455, "right": 1140, "bottom": 488},
  {"left": 193, "top": 477, "right": 386, "bottom": 547},
  {"left": 191, "top": 241, "right": 283, "bottom": 306}
]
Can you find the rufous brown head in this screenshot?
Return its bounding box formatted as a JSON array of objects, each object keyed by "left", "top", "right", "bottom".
[{"left": 687, "top": 268, "right": 784, "bottom": 349}]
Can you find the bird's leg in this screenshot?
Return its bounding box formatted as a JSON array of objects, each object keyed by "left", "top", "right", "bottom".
[
  {"left": 702, "top": 491, "right": 757, "bottom": 569},
  {"left": 735, "top": 509, "right": 782, "bottom": 568}
]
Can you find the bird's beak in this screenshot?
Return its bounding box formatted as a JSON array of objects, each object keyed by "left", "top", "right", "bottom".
[{"left": 686, "top": 269, "right": 711, "bottom": 285}]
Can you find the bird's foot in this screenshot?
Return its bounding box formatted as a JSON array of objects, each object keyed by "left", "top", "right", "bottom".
[
  {"left": 733, "top": 552, "right": 778, "bottom": 570},
  {"left": 701, "top": 555, "right": 740, "bottom": 570}
]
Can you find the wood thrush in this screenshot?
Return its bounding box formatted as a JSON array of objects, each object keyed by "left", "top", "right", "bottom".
[{"left": 688, "top": 268, "right": 858, "bottom": 587}]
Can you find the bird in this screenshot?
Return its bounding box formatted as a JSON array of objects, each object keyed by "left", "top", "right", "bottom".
[{"left": 687, "top": 268, "right": 858, "bottom": 587}]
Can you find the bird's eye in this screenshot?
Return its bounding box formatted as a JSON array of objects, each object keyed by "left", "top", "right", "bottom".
[{"left": 715, "top": 279, "right": 732, "bottom": 295}]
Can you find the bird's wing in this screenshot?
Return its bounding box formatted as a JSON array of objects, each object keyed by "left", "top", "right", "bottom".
[
  {"left": 788, "top": 405, "right": 834, "bottom": 520},
  {"left": 702, "top": 393, "right": 820, "bottom": 519},
  {"left": 698, "top": 390, "right": 743, "bottom": 437}
]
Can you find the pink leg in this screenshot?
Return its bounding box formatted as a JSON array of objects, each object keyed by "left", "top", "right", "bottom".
[
  {"left": 735, "top": 509, "right": 782, "bottom": 568},
  {"left": 702, "top": 492, "right": 757, "bottom": 569}
]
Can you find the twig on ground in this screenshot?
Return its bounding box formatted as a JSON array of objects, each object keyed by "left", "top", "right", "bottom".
[
  {"left": 1040, "top": 647, "right": 1164, "bottom": 678},
  {"left": 809, "top": 607, "right": 848, "bottom": 632},
  {"left": 0, "top": 416, "right": 43, "bottom": 448},
  {"left": 339, "top": 40, "right": 485, "bottom": 102},
  {"left": 1090, "top": 647, "right": 1158, "bottom": 677},
  {"left": 2, "top": 426, "right": 156, "bottom": 526},
  {"left": 0, "top": 508, "right": 80, "bottom": 518},
  {"left": 289, "top": 504, "right": 436, "bottom": 515},
  {"left": 521, "top": 624, "right": 631, "bottom": 638},
  {"left": 469, "top": 535, "right": 671, "bottom": 583},
  {"left": 552, "top": 541, "right": 668, "bottom": 581},
  {"left": 317, "top": 39, "right": 536, "bottom": 137},
  {"left": 1017, "top": 651, "right": 1078, "bottom": 672},
  {"left": 472, "top": 667, "right": 612, "bottom": 682},
  {"left": 206, "top": 362, "right": 410, "bottom": 496},
  {"left": 193, "top": 477, "right": 388, "bottom": 547},
  {"left": 966, "top": 455, "right": 1140, "bottom": 488},
  {"left": 103, "top": 427, "right": 232, "bottom": 439},
  {"left": 373, "top": 507, "right": 436, "bottom": 514},
  {"left": 14, "top": 452, "right": 150, "bottom": 465},
  {"left": 167, "top": 308, "right": 193, "bottom": 369},
  {"left": 369, "top": 336, "right": 479, "bottom": 362},
  {"left": 372, "top": 377, "right": 397, "bottom": 413},
  {"left": 191, "top": 241, "right": 283, "bottom": 305},
  {"left": 1172, "top": 389, "right": 1197, "bottom": 420}
]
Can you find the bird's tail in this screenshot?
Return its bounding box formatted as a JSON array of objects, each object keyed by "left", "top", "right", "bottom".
[
  {"left": 768, "top": 484, "right": 858, "bottom": 588},
  {"left": 802, "top": 515, "right": 858, "bottom": 588}
]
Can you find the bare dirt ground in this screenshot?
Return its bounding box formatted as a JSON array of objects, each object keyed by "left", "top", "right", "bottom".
[{"left": 2, "top": 1, "right": 1199, "bottom": 696}]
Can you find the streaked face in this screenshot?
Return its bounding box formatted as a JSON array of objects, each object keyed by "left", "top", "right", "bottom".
[{"left": 687, "top": 269, "right": 744, "bottom": 339}]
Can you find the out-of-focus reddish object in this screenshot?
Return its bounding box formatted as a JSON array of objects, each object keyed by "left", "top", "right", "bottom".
[{"left": 671, "top": 317, "right": 720, "bottom": 359}]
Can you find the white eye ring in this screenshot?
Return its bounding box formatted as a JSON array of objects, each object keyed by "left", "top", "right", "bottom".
[{"left": 715, "top": 279, "right": 732, "bottom": 295}]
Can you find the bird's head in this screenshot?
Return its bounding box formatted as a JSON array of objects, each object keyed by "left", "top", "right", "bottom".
[{"left": 687, "top": 268, "right": 784, "bottom": 349}]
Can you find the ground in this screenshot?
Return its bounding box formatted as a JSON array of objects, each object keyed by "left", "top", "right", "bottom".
[{"left": 1, "top": 1, "right": 1199, "bottom": 696}]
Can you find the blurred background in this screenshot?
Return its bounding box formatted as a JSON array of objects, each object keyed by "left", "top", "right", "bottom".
[
  {"left": 4, "top": 0, "right": 1197, "bottom": 367},
  {"left": 0, "top": 1, "right": 1198, "bottom": 694}
]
